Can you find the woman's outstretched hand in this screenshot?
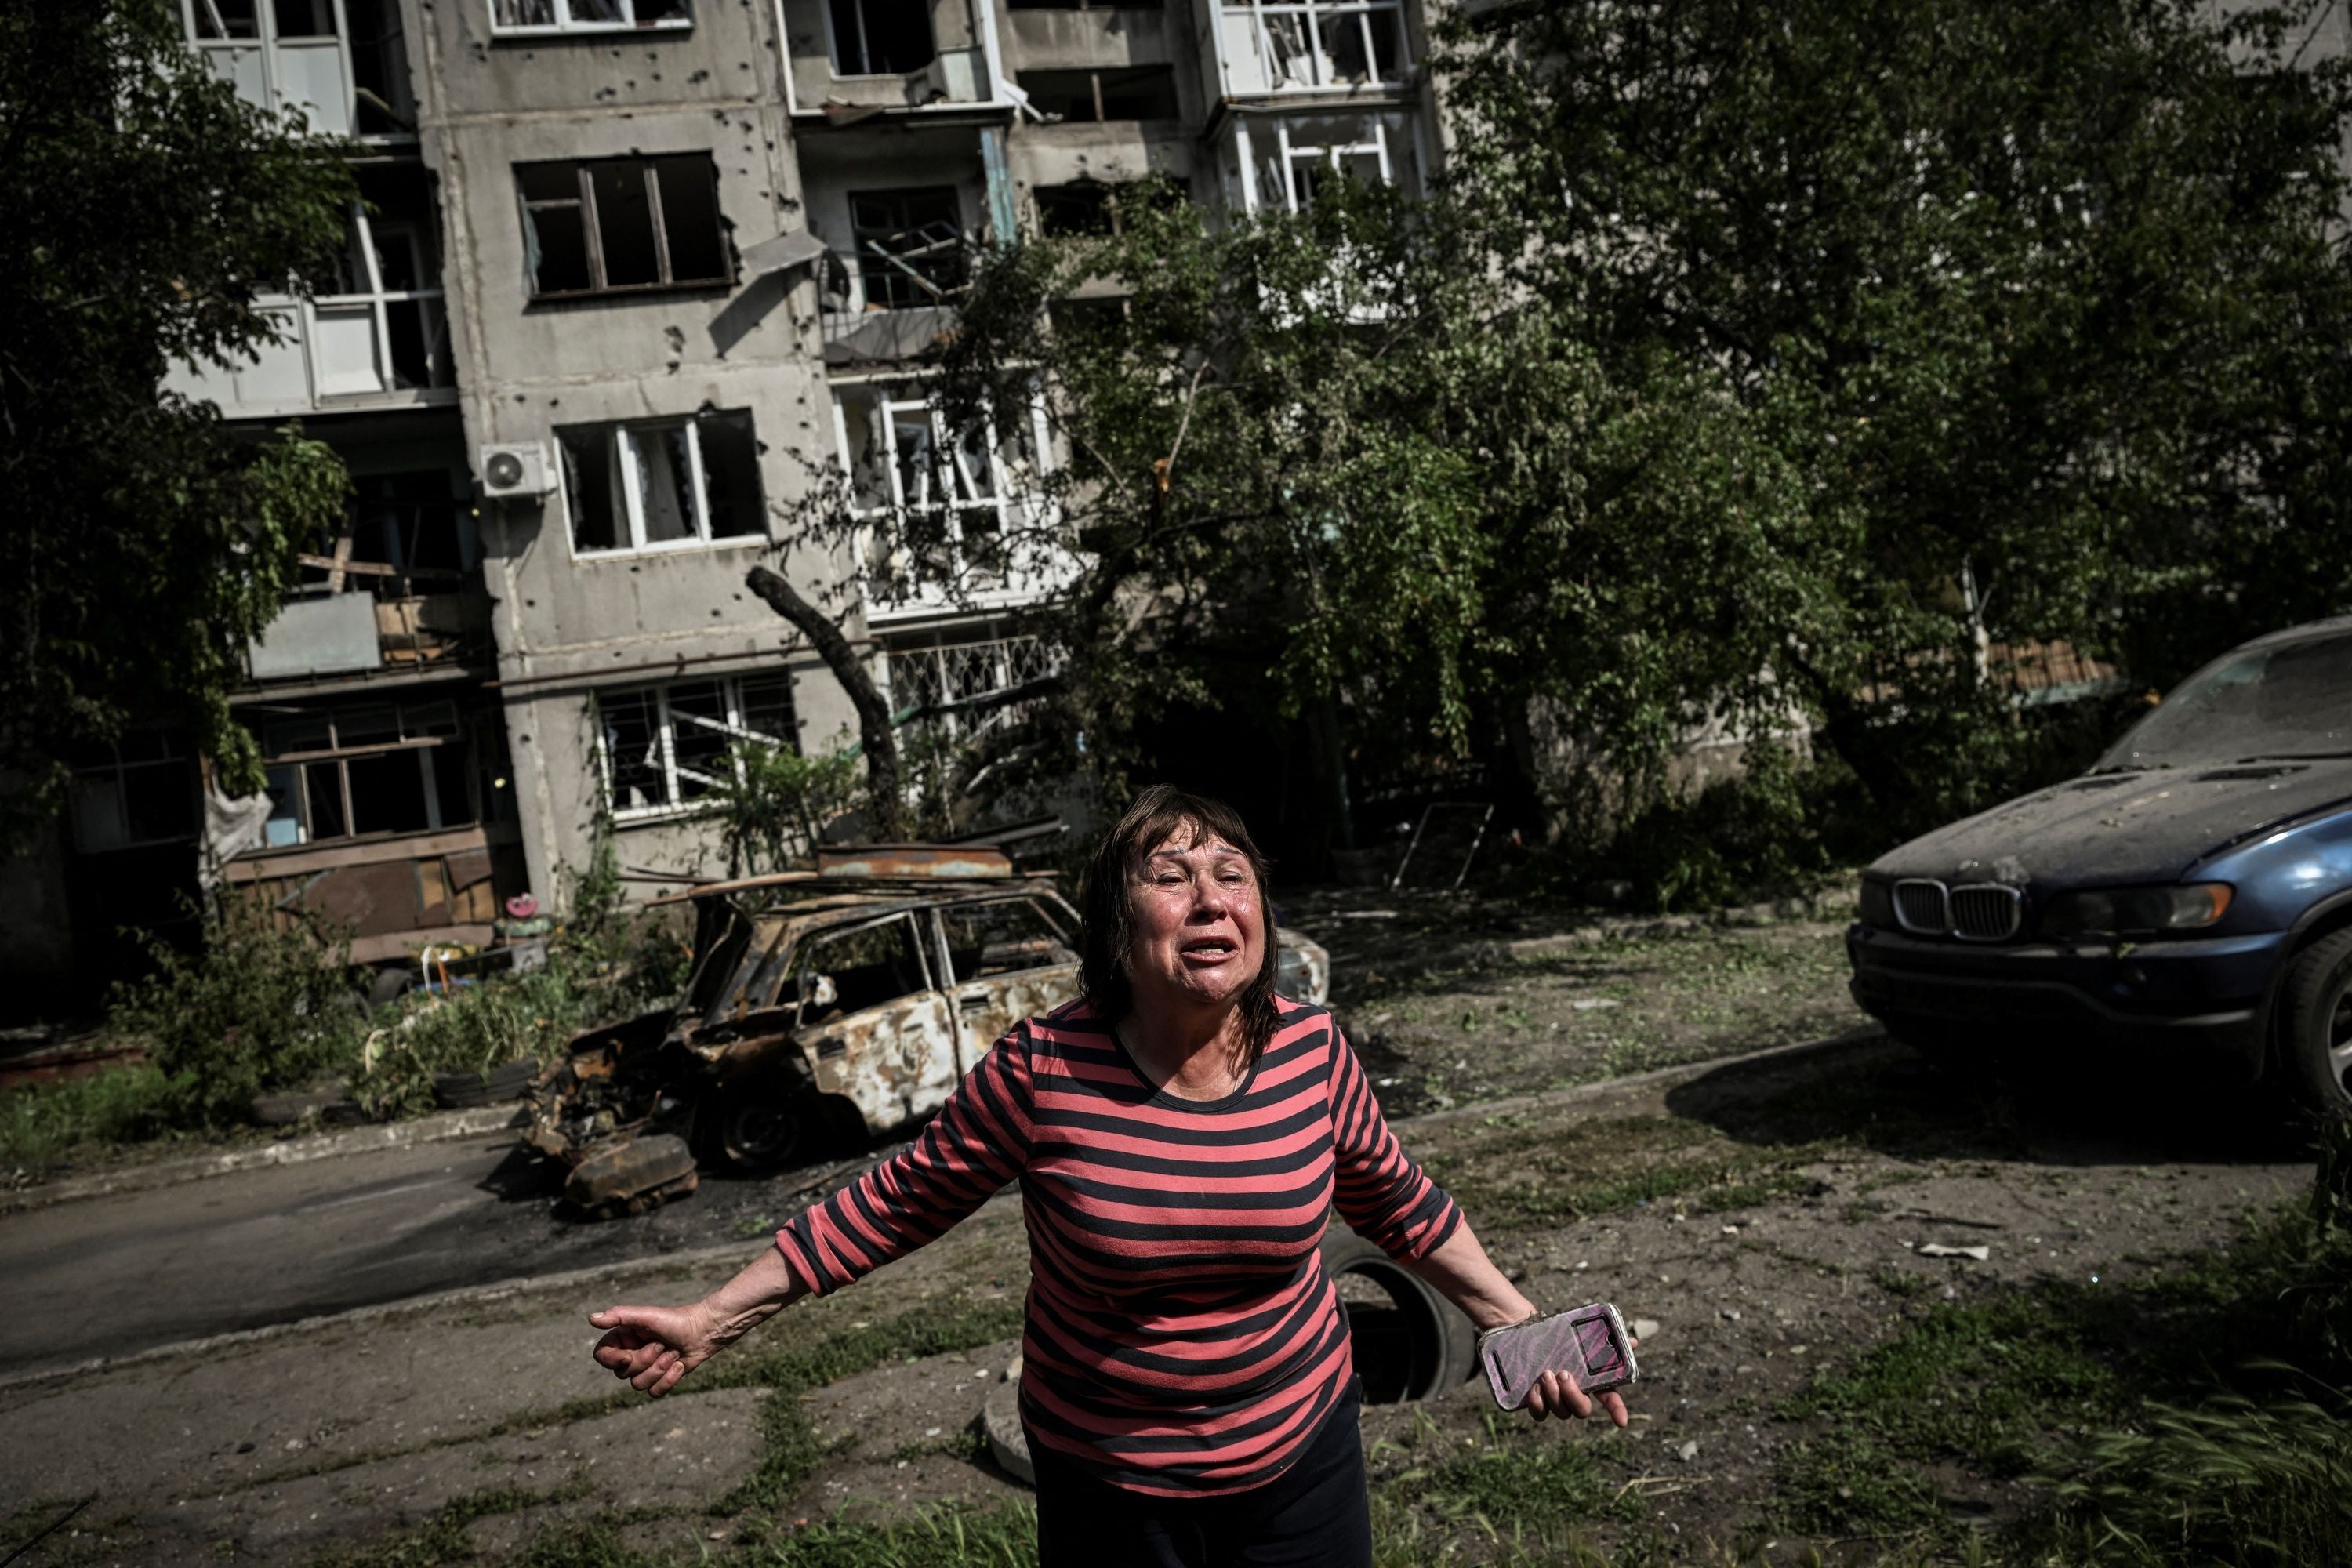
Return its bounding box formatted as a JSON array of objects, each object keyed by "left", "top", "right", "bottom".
[
  {"left": 589, "top": 1243, "right": 806, "bottom": 1398},
  {"left": 589, "top": 1301, "right": 727, "bottom": 1397}
]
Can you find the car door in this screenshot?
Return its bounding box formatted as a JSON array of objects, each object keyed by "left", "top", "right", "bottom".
[
  {"left": 935, "top": 897, "right": 1082, "bottom": 1071},
  {"left": 787, "top": 911, "right": 960, "bottom": 1134}
]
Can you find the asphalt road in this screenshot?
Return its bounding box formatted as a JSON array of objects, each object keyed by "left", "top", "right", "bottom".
[{"left": 0, "top": 1131, "right": 851, "bottom": 1377}]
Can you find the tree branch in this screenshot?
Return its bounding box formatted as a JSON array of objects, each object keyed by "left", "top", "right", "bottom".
[{"left": 743, "top": 564, "right": 906, "bottom": 840}]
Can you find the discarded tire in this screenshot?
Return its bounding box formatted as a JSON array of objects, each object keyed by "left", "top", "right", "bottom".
[
  {"left": 564, "top": 1132, "right": 699, "bottom": 1215},
  {"left": 433, "top": 1057, "right": 542, "bottom": 1109},
  {"left": 1322, "top": 1229, "right": 1477, "bottom": 1404}
]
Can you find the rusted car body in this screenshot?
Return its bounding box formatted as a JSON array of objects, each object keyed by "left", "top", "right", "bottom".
[{"left": 529, "top": 846, "right": 1332, "bottom": 1205}]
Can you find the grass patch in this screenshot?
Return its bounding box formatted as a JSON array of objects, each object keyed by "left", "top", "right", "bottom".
[
  {"left": 0, "top": 1062, "right": 173, "bottom": 1171},
  {"left": 1421, "top": 1110, "right": 1835, "bottom": 1225},
  {"left": 706, "top": 1299, "right": 1026, "bottom": 1515},
  {"left": 1379, "top": 1413, "right": 1640, "bottom": 1534},
  {"left": 1771, "top": 1125, "right": 2352, "bottom": 1559}
]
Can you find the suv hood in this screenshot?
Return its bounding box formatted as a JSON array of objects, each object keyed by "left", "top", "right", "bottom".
[{"left": 1871, "top": 758, "right": 2352, "bottom": 888}]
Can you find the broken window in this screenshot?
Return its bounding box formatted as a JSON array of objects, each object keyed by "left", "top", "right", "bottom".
[
  {"left": 1220, "top": 0, "right": 1406, "bottom": 94},
  {"left": 1235, "top": 113, "right": 1412, "bottom": 216},
  {"left": 347, "top": 0, "right": 414, "bottom": 136},
  {"left": 343, "top": 471, "right": 473, "bottom": 584},
  {"left": 939, "top": 900, "right": 1076, "bottom": 982},
  {"left": 594, "top": 672, "right": 800, "bottom": 816},
  {"left": 313, "top": 170, "right": 451, "bottom": 397},
  {"left": 1032, "top": 176, "right": 1186, "bottom": 239},
  {"left": 67, "top": 733, "right": 201, "bottom": 855},
  {"left": 887, "top": 627, "right": 1054, "bottom": 740},
  {"left": 557, "top": 410, "right": 764, "bottom": 555},
  {"left": 848, "top": 188, "right": 965, "bottom": 310},
  {"left": 490, "top": 0, "right": 691, "bottom": 34},
  {"left": 1008, "top": 0, "right": 1160, "bottom": 9},
  {"left": 517, "top": 156, "right": 728, "bottom": 299},
  {"left": 254, "top": 702, "right": 477, "bottom": 848},
  {"left": 835, "top": 385, "right": 1033, "bottom": 604},
  {"left": 826, "top": 0, "right": 934, "bottom": 75},
  {"left": 792, "top": 915, "right": 931, "bottom": 1021},
  {"left": 1016, "top": 67, "right": 1180, "bottom": 123}
]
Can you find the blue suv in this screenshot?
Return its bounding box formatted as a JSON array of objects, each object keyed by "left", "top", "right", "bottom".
[{"left": 1847, "top": 615, "right": 2352, "bottom": 1114}]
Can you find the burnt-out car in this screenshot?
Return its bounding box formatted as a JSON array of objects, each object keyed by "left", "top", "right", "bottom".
[
  {"left": 1847, "top": 615, "right": 2352, "bottom": 1113},
  {"left": 530, "top": 849, "right": 1333, "bottom": 1200}
]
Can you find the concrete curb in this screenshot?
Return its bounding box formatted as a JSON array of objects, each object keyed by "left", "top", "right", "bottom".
[
  {"left": 1, "top": 1102, "right": 532, "bottom": 1216},
  {"left": 0, "top": 1028, "right": 1895, "bottom": 1396}
]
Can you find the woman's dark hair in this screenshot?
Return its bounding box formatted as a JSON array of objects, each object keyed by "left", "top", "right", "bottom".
[{"left": 1078, "top": 785, "right": 1281, "bottom": 1058}]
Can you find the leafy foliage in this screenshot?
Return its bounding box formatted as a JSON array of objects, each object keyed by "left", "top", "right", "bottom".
[
  {"left": 700, "top": 732, "right": 862, "bottom": 877},
  {"left": 113, "top": 893, "right": 361, "bottom": 1128},
  {"left": 0, "top": 2, "right": 358, "bottom": 844},
  {"left": 923, "top": 0, "right": 2352, "bottom": 890}
]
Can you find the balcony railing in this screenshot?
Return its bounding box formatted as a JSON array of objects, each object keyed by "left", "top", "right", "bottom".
[
  {"left": 1218, "top": 0, "right": 1410, "bottom": 96},
  {"left": 887, "top": 633, "right": 1057, "bottom": 739}
]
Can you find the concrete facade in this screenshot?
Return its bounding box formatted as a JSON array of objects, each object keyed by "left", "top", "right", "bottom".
[{"left": 31, "top": 0, "right": 1443, "bottom": 1000}]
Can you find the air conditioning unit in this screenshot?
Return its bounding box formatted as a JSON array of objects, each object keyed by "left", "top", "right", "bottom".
[{"left": 478, "top": 441, "right": 555, "bottom": 500}]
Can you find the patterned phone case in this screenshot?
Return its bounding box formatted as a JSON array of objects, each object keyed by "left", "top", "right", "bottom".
[{"left": 1479, "top": 1303, "right": 1638, "bottom": 1410}]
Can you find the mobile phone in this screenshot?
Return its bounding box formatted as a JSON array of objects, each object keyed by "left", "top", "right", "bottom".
[{"left": 1479, "top": 1303, "right": 1638, "bottom": 1410}]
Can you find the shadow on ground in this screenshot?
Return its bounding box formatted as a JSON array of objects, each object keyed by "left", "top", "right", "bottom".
[{"left": 1664, "top": 1033, "right": 2325, "bottom": 1170}]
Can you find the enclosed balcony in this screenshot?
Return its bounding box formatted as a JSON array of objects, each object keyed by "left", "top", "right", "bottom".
[
  {"left": 165, "top": 167, "right": 453, "bottom": 420},
  {"left": 833, "top": 383, "right": 1068, "bottom": 624},
  {"left": 1216, "top": 0, "right": 1411, "bottom": 98},
  {"left": 180, "top": 0, "right": 416, "bottom": 141}
]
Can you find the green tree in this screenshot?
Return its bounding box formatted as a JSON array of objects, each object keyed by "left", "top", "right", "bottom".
[
  {"left": 925, "top": 0, "right": 2352, "bottom": 882},
  {"left": 1, "top": 1, "right": 355, "bottom": 846},
  {"left": 1436, "top": 0, "right": 2352, "bottom": 835}
]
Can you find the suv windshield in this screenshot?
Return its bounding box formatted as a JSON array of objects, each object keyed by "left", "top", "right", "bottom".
[{"left": 2099, "top": 631, "right": 2352, "bottom": 771}]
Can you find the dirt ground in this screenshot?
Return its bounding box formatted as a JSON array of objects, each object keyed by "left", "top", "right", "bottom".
[
  {"left": 2, "top": 909, "right": 2325, "bottom": 1568},
  {"left": 1283, "top": 888, "right": 1867, "bottom": 1118}
]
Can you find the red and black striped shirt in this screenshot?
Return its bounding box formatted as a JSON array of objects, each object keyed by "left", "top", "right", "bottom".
[{"left": 774, "top": 997, "right": 1462, "bottom": 1497}]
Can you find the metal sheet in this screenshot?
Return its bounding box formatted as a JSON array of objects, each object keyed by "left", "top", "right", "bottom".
[{"left": 817, "top": 844, "right": 1014, "bottom": 880}]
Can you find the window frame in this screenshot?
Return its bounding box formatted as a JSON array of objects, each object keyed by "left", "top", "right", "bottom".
[
  {"left": 1218, "top": 0, "right": 1410, "bottom": 96},
  {"left": 255, "top": 702, "right": 477, "bottom": 850},
  {"left": 845, "top": 187, "right": 967, "bottom": 312},
  {"left": 488, "top": 0, "right": 694, "bottom": 38},
  {"left": 1014, "top": 66, "right": 1181, "bottom": 124},
  {"left": 558, "top": 409, "right": 766, "bottom": 558},
  {"left": 593, "top": 671, "right": 801, "bottom": 821},
  {"left": 517, "top": 155, "right": 731, "bottom": 302}
]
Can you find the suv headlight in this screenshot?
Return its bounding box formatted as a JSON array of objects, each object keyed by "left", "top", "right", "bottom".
[{"left": 2041, "top": 884, "right": 2233, "bottom": 941}]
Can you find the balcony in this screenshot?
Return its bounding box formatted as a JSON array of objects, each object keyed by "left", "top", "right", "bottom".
[
  {"left": 249, "top": 479, "right": 488, "bottom": 688},
  {"left": 833, "top": 384, "right": 1068, "bottom": 624},
  {"left": 165, "top": 176, "right": 453, "bottom": 419},
  {"left": 779, "top": 0, "right": 996, "bottom": 115},
  {"left": 1217, "top": 0, "right": 1411, "bottom": 97},
  {"left": 181, "top": 0, "right": 417, "bottom": 142}
]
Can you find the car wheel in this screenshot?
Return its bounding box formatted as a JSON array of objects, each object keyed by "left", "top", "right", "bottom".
[
  {"left": 2283, "top": 929, "right": 2352, "bottom": 1117},
  {"left": 693, "top": 1085, "right": 809, "bottom": 1174}
]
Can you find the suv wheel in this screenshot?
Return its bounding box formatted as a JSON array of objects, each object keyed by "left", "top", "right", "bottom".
[
  {"left": 694, "top": 1085, "right": 808, "bottom": 1174},
  {"left": 2282, "top": 929, "right": 2352, "bottom": 1117}
]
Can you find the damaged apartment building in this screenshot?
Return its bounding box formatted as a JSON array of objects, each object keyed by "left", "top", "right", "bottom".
[{"left": 5, "top": 0, "right": 1443, "bottom": 1004}]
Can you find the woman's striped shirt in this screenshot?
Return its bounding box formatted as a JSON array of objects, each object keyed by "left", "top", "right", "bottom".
[{"left": 772, "top": 996, "right": 1462, "bottom": 1497}]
